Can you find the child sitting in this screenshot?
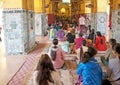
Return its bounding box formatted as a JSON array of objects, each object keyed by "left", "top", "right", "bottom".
[
  {"left": 48, "top": 39, "right": 66, "bottom": 69},
  {"left": 50, "top": 27, "right": 57, "bottom": 40},
  {"left": 66, "top": 30, "right": 75, "bottom": 53},
  {"left": 61, "top": 38, "right": 71, "bottom": 54}
]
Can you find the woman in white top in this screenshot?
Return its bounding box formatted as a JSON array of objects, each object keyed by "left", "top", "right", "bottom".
[
  {"left": 33, "top": 54, "right": 62, "bottom": 85},
  {"left": 107, "top": 43, "right": 120, "bottom": 85}
]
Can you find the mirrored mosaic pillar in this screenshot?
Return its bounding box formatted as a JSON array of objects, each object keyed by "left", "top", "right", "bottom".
[{"left": 3, "top": 0, "right": 35, "bottom": 54}]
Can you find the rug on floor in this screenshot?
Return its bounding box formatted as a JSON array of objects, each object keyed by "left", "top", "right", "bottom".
[{"left": 7, "top": 37, "right": 49, "bottom": 85}]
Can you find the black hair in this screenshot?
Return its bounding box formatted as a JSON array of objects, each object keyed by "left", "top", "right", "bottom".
[
  {"left": 113, "top": 43, "right": 120, "bottom": 60},
  {"left": 79, "top": 32, "right": 83, "bottom": 37},
  {"left": 96, "top": 31, "right": 103, "bottom": 44},
  {"left": 109, "top": 38, "right": 116, "bottom": 47},
  {"left": 88, "top": 46, "right": 97, "bottom": 57},
  {"left": 91, "top": 29, "right": 95, "bottom": 34},
  {"left": 102, "top": 79, "right": 112, "bottom": 85},
  {"left": 82, "top": 40, "right": 86, "bottom": 46},
  {"left": 53, "top": 39, "right": 58, "bottom": 48},
  {"left": 82, "top": 52, "right": 90, "bottom": 63},
  {"left": 82, "top": 47, "right": 97, "bottom": 63},
  {"left": 48, "top": 24, "right": 51, "bottom": 26}
]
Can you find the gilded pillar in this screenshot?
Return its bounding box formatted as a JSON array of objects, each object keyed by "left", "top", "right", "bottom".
[
  {"left": 91, "top": 0, "right": 97, "bottom": 31},
  {"left": 79, "top": 1, "right": 85, "bottom": 14},
  {"left": 96, "top": 0, "right": 108, "bottom": 35},
  {"left": 85, "top": 0, "right": 92, "bottom": 28},
  {"left": 34, "top": 0, "right": 48, "bottom": 36},
  {"left": 91, "top": 0, "right": 108, "bottom": 35}
]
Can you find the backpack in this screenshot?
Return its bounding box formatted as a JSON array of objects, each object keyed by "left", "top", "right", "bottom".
[{"left": 50, "top": 47, "right": 58, "bottom": 61}]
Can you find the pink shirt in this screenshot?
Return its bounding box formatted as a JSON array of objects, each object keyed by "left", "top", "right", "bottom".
[
  {"left": 49, "top": 47, "right": 65, "bottom": 69},
  {"left": 75, "top": 37, "right": 85, "bottom": 50}
]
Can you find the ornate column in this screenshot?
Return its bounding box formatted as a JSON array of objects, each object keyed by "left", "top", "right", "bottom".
[
  {"left": 34, "top": 0, "right": 48, "bottom": 36},
  {"left": 111, "top": 0, "right": 120, "bottom": 42},
  {"left": 91, "top": 0, "right": 97, "bottom": 31},
  {"left": 3, "top": 0, "right": 35, "bottom": 54},
  {"left": 85, "top": 0, "right": 92, "bottom": 27},
  {"left": 96, "top": 0, "right": 108, "bottom": 35},
  {"left": 79, "top": 1, "right": 85, "bottom": 14},
  {"left": 91, "top": 0, "right": 108, "bottom": 35}
]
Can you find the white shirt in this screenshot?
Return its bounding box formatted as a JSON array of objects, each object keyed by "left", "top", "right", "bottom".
[
  {"left": 107, "top": 58, "right": 120, "bottom": 81},
  {"left": 79, "top": 16, "right": 85, "bottom": 25}
]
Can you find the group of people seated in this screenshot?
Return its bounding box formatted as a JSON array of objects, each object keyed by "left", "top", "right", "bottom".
[{"left": 32, "top": 21, "right": 120, "bottom": 85}]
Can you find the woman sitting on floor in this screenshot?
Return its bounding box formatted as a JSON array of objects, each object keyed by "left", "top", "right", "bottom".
[
  {"left": 33, "top": 54, "right": 62, "bottom": 85},
  {"left": 94, "top": 31, "right": 107, "bottom": 51},
  {"left": 77, "top": 46, "right": 103, "bottom": 85},
  {"left": 101, "top": 38, "right": 116, "bottom": 66},
  {"left": 107, "top": 43, "right": 120, "bottom": 85}
]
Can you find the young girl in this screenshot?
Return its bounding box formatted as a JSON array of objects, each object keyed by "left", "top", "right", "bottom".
[
  {"left": 49, "top": 39, "right": 65, "bottom": 69},
  {"left": 33, "top": 54, "right": 62, "bottom": 85}
]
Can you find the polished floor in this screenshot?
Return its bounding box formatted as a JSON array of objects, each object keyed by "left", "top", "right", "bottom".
[
  {"left": 0, "top": 36, "right": 47, "bottom": 85},
  {"left": 0, "top": 31, "right": 110, "bottom": 85},
  {"left": 0, "top": 42, "right": 27, "bottom": 85}
]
